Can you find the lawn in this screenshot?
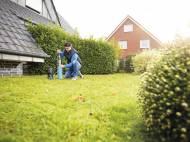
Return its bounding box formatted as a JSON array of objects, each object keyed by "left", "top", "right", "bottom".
[{"left": 0, "top": 74, "right": 146, "bottom": 142}]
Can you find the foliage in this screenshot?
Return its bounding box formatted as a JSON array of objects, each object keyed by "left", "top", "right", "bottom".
[
  {"left": 138, "top": 43, "right": 190, "bottom": 142},
  {"left": 27, "top": 24, "right": 118, "bottom": 74},
  {"left": 132, "top": 49, "right": 163, "bottom": 74},
  {"left": 118, "top": 55, "right": 134, "bottom": 73},
  {"left": 79, "top": 38, "right": 117, "bottom": 74}
]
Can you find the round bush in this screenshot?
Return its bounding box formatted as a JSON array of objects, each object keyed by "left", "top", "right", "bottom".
[
  {"left": 132, "top": 49, "right": 162, "bottom": 74},
  {"left": 138, "top": 44, "right": 190, "bottom": 142}
]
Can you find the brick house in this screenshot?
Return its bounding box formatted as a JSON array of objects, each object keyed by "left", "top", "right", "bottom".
[
  {"left": 0, "top": 0, "right": 74, "bottom": 76},
  {"left": 106, "top": 15, "right": 161, "bottom": 59}
]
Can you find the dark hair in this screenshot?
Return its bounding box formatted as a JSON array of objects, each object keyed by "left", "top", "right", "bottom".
[{"left": 64, "top": 42, "right": 72, "bottom": 47}]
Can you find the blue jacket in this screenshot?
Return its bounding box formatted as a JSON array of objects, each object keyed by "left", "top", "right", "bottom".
[{"left": 60, "top": 48, "right": 81, "bottom": 68}]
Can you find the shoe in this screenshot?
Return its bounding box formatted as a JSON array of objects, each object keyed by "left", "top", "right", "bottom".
[
  {"left": 79, "top": 72, "right": 84, "bottom": 79},
  {"left": 72, "top": 77, "right": 77, "bottom": 80},
  {"left": 80, "top": 75, "right": 84, "bottom": 79}
]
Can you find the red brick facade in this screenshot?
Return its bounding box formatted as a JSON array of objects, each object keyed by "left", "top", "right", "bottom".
[{"left": 107, "top": 16, "right": 161, "bottom": 59}]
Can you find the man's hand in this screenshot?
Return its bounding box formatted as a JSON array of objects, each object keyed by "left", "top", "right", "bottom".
[
  {"left": 61, "top": 64, "right": 65, "bottom": 68},
  {"left": 57, "top": 49, "right": 61, "bottom": 54}
]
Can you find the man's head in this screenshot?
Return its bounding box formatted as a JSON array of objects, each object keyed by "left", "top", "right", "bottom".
[{"left": 64, "top": 42, "right": 72, "bottom": 52}]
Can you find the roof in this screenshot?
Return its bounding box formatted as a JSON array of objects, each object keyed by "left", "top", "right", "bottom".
[
  {"left": 0, "top": 0, "right": 51, "bottom": 58},
  {"left": 50, "top": 0, "right": 61, "bottom": 26},
  {"left": 106, "top": 15, "right": 162, "bottom": 44},
  {"left": 10, "top": 1, "right": 54, "bottom": 25},
  {"left": 0, "top": 0, "right": 75, "bottom": 58},
  {"left": 58, "top": 14, "right": 75, "bottom": 34}
]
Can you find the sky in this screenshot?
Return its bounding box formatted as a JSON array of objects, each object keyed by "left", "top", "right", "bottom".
[{"left": 53, "top": 0, "right": 190, "bottom": 42}]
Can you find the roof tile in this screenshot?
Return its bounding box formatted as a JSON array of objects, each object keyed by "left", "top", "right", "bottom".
[{"left": 0, "top": 0, "right": 54, "bottom": 57}]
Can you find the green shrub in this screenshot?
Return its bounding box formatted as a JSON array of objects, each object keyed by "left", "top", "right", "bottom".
[
  {"left": 132, "top": 49, "right": 162, "bottom": 74},
  {"left": 27, "top": 24, "right": 118, "bottom": 74},
  {"left": 124, "top": 55, "right": 134, "bottom": 72},
  {"left": 79, "top": 38, "right": 117, "bottom": 74},
  {"left": 138, "top": 43, "right": 190, "bottom": 142},
  {"left": 118, "top": 55, "right": 134, "bottom": 73},
  {"left": 27, "top": 24, "right": 71, "bottom": 74},
  {"left": 118, "top": 59, "right": 125, "bottom": 72}
]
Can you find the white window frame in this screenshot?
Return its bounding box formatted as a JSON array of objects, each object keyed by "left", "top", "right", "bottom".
[
  {"left": 140, "top": 40, "right": 150, "bottom": 49},
  {"left": 124, "top": 24, "right": 133, "bottom": 32},
  {"left": 118, "top": 41, "right": 128, "bottom": 49}
]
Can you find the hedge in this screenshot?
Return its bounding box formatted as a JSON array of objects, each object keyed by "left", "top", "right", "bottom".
[
  {"left": 138, "top": 43, "right": 190, "bottom": 142},
  {"left": 27, "top": 24, "right": 118, "bottom": 74}
]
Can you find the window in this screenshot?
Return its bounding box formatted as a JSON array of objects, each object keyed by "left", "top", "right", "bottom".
[
  {"left": 124, "top": 24, "right": 133, "bottom": 32},
  {"left": 26, "top": 0, "right": 42, "bottom": 13},
  {"left": 140, "top": 40, "right": 150, "bottom": 49},
  {"left": 118, "top": 41, "right": 127, "bottom": 49}
]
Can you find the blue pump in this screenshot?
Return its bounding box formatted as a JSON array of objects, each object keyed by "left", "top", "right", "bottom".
[{"left": 57, "top": 53, "right": 62, "bottom": 80}]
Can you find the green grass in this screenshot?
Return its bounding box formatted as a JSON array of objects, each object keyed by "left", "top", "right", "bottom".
[{"left": 0, "top": 74, "right": 146, "bottom": 142}]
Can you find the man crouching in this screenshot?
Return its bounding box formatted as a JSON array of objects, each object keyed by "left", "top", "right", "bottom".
[{"left": 57, "top": 42, "right": 83, "bottom": 80}]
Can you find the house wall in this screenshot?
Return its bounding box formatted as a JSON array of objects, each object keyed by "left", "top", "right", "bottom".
[
  {"left": 108, "top": 19, "right": 161, "bottom": 59},
  {"left": 11, "top": 0, "right": 25, "bottom": 6},
  {"left": 17, "top": 0, "right": 25, "bottom": 6},
  {"left": 1, "top": 0, "right": 51, "bottom": 76},
  {"left": 42, "top": 1, "right": 51, "bottom": 20},
  {"left": 0, "top": 61, "right": 23, "bottom": 76},
  {"left": 0, "top": 54, "right": 44, "bottom": 63},
  {"left": 10, "top": 0, "right": 17, "bottom": 3},
  {"left": 0, "top": 53, "right": 45, "bottom": 76},
  {"left": 43, "top": 0, "right": 59, "bottom": 24},
  {"left": 10, "top": 0, "right": 59, "bottom": 23}
]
